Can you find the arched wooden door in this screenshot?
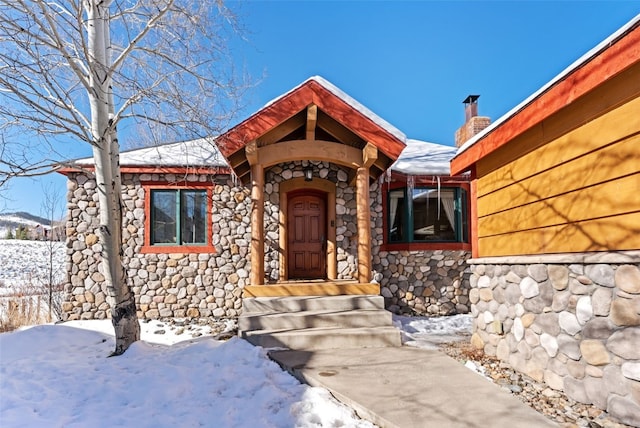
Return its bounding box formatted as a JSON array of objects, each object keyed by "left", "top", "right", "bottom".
[{"left": 287, "top": 192, "right": 326, "bottom": 279}]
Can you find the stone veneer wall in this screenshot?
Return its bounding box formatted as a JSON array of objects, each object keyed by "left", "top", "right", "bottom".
[
  {"left": 369, "top": 179, "right": 472, "bottom": 316},
  {"left": 468, "top": 255, "right": 640, "bottom": 427},
  {"left": 62, "top": 172, "right": 250, "bottom": 321},
  {"left": 62, "top": 167, "right": 471, "bottom": 321}
]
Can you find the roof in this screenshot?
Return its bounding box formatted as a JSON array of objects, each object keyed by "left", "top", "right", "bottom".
[
  {"left": 391, "top": 139, "right": 457, "bottom": 176},
  {"left": 71, "top": 139, "right": 227, "bottom": 168},
  {"left": 65, "top": 77, "right": 458, "bottom": 178},
  {"left": 70, "top": 136, "right": 456, "bottom": 177},
  {"left": 262, "top": 76, "right": 406, "bottom": 143},
  {"left": 216, "top": 76, "right": 407, "bottom": 161},
  {"left": 451, "top": 13, "right": 640, "bottom": 175}
]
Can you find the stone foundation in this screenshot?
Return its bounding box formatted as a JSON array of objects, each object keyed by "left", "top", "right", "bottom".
[
  {"left": 373, "top": 250, "right": 471, "bottom": 315},
  {"left": 468, "top": 253, "right": 640, "bottom": 427}
]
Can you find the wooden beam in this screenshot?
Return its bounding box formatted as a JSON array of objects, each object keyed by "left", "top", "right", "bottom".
[
  {"left": 356, "top": 166, "right": 372, "bottom": 283},
  {"left": 317, "top": 112, "right": 363, "bottom": 145},
  {"left": 257, "top": 112, "right": 305, "bottom": 145},
  {"left": 258, "top": 139, "right": 362, "bottom": 169},
  {"left": 227, "top": 150, "right": 247, "bottom": 169},
  {"left": 234, "top": 162, "right": 251, "bottom": 180},
  {"left": 374, "top": 157, "right": 389, "bottom": 171},
  {"left": 362, "top": 142, "right": 378, "bottom": 168},
  {"left": 246, "top": 140, "right": 258, "bottom": 166},
  {"left": 306, "top": 104, "right": 317, "bottom": 140}
]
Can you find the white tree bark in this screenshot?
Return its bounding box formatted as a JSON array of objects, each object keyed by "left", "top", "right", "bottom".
[
  {"left": 84, "top": 0, "right": 139, "bottom": 355},
  {"left": 0, "top": 0, "right": 246, "bottom": 355}
]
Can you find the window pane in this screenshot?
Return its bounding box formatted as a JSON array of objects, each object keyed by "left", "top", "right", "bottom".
[
  {"left": 151, "top": 191, "right": 177, "bottom": 244},
  {"left": 180, "top": 190, "right": 207, "bottom": 244},
  {"left": 412, "top": 188, "right": 456, "bottom": 241},
  {"left": 388, "top": 189, "right": 407, "bottom": 242}
]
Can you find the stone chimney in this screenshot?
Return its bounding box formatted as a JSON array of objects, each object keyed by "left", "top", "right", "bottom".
[{"left": 455, "top": 95, "right": 491, "bottom": 147}]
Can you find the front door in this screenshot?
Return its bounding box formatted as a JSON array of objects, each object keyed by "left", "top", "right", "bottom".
[{"left": 288, "top": 192, "right": 326, "bottom": 279}]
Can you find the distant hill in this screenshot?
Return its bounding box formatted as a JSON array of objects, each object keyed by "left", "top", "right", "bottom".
[
  {"left": 1, "top": 211, "right": 51, "bottom": 226},
  {"left": 0, "top": 211, "right": 64, "bottom": 240}
]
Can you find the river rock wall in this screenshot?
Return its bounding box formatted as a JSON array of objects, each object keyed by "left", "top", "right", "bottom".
[{"left": 468, "top": 257, "right": 640, "bottom": 427}]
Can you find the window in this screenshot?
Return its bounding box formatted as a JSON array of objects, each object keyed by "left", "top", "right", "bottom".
[
  {"left": 388, "top": 186, "right": 468, "bottom": 243},
  {"left": 150, "top": 189, "right": 208, "bottom": 246}
]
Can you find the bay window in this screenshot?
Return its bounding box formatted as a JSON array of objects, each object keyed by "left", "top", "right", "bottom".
[{"left": 388, "top": 186, "right": 468, "bottom": 243}]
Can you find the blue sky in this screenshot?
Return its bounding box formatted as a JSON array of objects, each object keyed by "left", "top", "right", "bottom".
[{"left": 2, "top": 1, "right": 639, "bottom": 217}]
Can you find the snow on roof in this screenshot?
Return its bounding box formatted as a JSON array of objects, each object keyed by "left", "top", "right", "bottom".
[
  {"left": 391, "top": 139, "right": 457, "bottom": 176},
  {"left": 72, "top": 137, "right": 454, "bottom": 176},
  {"left": 73, "top": 138, "right": 228, "bottom": 168},
  {"left": 456, "top": 13, "right": 640, "bottom": 156},
  {"left": 262, "top": 76, "right": 407, "bottom": 144}
]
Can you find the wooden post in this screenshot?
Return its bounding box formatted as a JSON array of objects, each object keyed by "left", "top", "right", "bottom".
[
  {"left": 250, "top": 163, "right": 265, "bottom": 285},
  {"left": 356, "top": 166, "right": 371, "bottom": 283}
]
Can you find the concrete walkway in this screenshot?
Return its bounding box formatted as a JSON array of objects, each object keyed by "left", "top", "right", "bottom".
[{"left": 269, "top": 346, "right": 558, "bottom": 428}]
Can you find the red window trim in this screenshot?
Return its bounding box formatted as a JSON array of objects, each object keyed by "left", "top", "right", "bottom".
[{"left": 141, "top": 181, "right": 216, "bottom": 254}]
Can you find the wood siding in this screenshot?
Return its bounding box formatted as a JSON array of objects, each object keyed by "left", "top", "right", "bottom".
[{"left": 475, "top": 96, "right": 640, "bottom": 257}]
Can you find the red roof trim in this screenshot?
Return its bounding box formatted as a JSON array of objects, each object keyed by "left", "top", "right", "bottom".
[
  {"left": 450, "top": 22, "right": 640, "bottom": 176},
  {"left": 57, "top": 166, "right": 231, "bottom": 176},
  {"left": 216, "top": 79, "right": 406, "bottom": 161}
]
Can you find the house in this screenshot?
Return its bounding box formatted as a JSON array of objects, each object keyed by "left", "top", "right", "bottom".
[
  {"left": 58, "top": 76, "right": 472, "bottom": 322},
  {"left": 450, "top": 15, "right": 640, "bottom": 426}
]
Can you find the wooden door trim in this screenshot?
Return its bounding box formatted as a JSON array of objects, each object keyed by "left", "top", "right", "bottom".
[{"left": 279, "top": 177, "right": 336, "bottom": 281}]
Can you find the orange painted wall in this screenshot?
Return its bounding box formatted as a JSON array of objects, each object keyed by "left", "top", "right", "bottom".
[{"left": 475, "top": 94, "right": 640, "bottom": 257}]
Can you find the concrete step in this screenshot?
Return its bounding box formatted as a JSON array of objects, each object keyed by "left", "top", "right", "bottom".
[
  {"left": 242, "top": 326, "right": 402, "bottom": 350},
  {"left": 238, "top": 308, "right": 392, "bottom": 332},
  {"left": 243, "top": 295, "right": 385, "bottom": 314}
]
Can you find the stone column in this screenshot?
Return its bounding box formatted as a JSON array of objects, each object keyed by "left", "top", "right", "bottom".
[
  {"left": 250, "top": 164, "right": 265, "bottom": 285},
  {"left": 356, "top": 166, "right": 371, "bottom": 283}
]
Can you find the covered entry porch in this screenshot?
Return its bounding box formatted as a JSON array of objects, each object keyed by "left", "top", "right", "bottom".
[{"left": 217, "top": 77, "right": 406, "bottom": 294}]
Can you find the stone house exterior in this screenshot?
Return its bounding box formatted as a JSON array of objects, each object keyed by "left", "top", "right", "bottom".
[
  {"left": 59, "top": 76, "right": 472, "bottom": 322},
  {"left": 450, "top": 16, "right": 640, "bottom": 426}
]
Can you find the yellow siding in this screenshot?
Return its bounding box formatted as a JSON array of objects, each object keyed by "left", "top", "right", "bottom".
[
  {"left": 478, "top": 212, "right": 640, "bottom": 257},
  {"left": 476, "top": 96, "right": 640, "bottom": 257},
  {"left": 479, "top": 174, "right": 640, "bottom": 236},
  {"left": 477, "top": 96, "right": 640, "bottom": 197}
]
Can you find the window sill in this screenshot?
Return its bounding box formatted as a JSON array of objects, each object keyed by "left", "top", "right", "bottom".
[
  {"left": 140, "top": 245, "right": 217, "bottom": 254},
  {"left": 380, "top": 242, "right": 472, "bottom": 252}
]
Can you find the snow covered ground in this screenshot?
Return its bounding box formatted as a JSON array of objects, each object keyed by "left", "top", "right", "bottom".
[
  {"left": 393, "top": 313, "right": 472, "bottom": 349},
  {"left": 0, "top": 238, "right": 476, "bottom": 427},
  {"left": 0, "top": 240, "right": 66, "bottom": 293},
  {"left": 0, "top": 315, "right": 474, "bottom": 427},
  {"left": 1, "top": 320, "right": 379, "bottom": 428}
]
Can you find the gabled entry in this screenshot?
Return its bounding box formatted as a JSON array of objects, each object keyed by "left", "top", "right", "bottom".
[{"left": 215, "top": 76, "right": 407, "bottom": 287}]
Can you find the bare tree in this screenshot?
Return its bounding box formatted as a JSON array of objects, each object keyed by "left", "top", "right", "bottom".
[
  {"left": 40, "top": 182, "right": 65, "bottom": 321},
  {"left": 0, "top": 0, "right": 247, "bottom": 355}
]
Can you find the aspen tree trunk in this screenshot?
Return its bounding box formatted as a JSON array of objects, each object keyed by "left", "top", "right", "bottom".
[{"left": 85, "top": 0, "right": 140, "bottom": 355}]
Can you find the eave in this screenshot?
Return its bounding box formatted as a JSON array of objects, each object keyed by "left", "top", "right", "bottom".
[{"left": 450, "top": 18, "right": 640, "bottom": 176}]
